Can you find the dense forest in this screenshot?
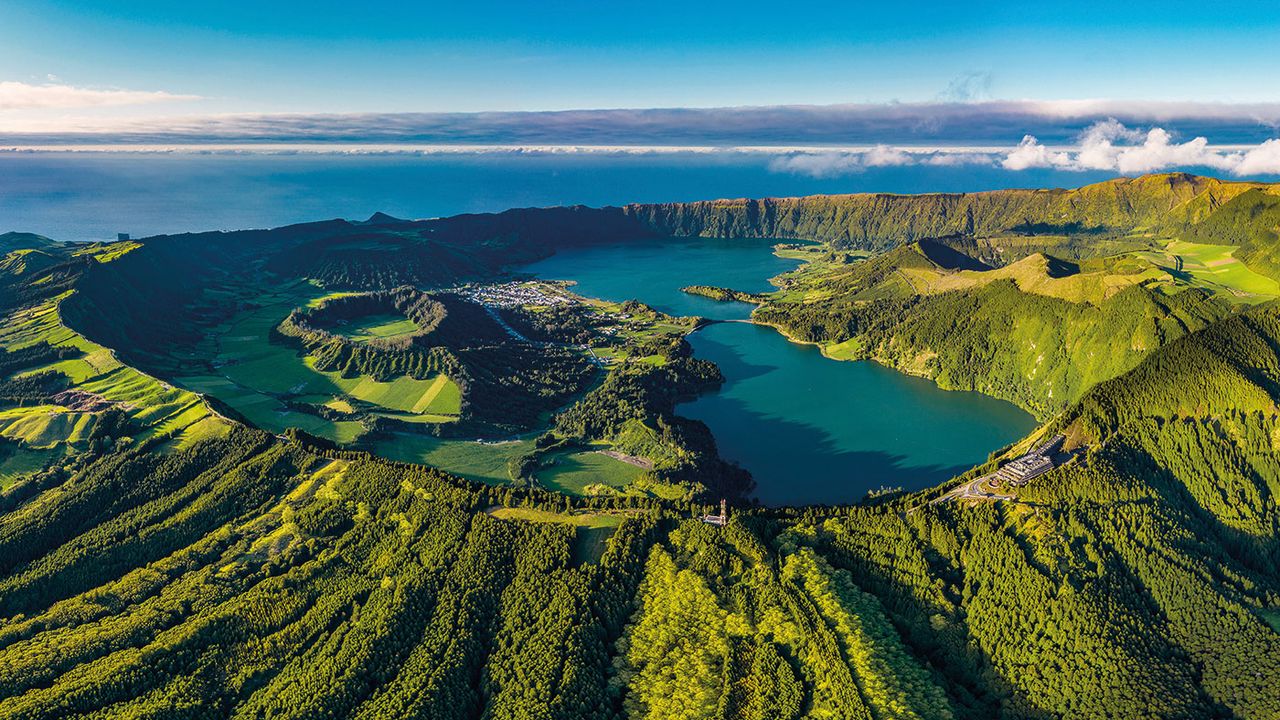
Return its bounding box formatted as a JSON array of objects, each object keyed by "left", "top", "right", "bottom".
[{"left": 0, "top": 173, "right": 1276, "bottom": 717}]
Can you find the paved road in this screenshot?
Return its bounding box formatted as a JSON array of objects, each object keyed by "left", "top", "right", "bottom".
[
  {"left": 482, "top": 303, "right": 608, "bottom": 367},
  {"left": 931, "top": 473, "right": 1014, "bottom": 505},
  {"left": 482, "top": 305, "right": 532, "bottom": 343}
]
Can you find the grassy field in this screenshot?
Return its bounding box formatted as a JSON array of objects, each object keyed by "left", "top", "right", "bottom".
[
  {"left": 536, "top": 449, "right": 647, "bottom": 495},
  {"left": 1163, "top": 240, "right": 1280, "bottom": 301},
  {"left": 487, "top": 506, "right": 624, "bottom": 528},
  {"left": 371, "top": 435, "right": 533, "bottom": 484},
  {"left": 0, "top": 446, "right": 62, "bottom": 489},
  {"left": 0, "top": 294, "right": 223, "bottom": 450},
  {"left": 821, "top": 337, "right": 864, "bottom": 361},
  {"left": 173, "top": 282, "right": 461, "bottom": 444},
  {"left": 0, "top": 406, "right": 95, "bottom": 448},
  {"left": 334, "top": 314, "right": 419, "bottom": 343},
  {"left": 1260, "top": 608, "right": 1280, "bottom": 633}
]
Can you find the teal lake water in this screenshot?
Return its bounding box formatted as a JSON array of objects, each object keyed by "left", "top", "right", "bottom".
[
  {"left": 525, "top": 237, "right": 800, "bottom": 321},
  {"left": 525, "top": 238, "right": 1037, "bottom": 506}
]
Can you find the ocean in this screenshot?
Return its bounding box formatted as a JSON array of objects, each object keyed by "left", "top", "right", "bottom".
[{"left": 0, "top": 150, "right": 1130, "bottom": 241}]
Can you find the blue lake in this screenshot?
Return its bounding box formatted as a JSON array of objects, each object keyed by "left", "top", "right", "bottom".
[{"left": 527, "top": 238, "right": 1037, "bottom": 505}]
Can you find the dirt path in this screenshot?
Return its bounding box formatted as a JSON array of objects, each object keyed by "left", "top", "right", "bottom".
[{"left": 595, "top": 449, "right": 654, "bottom": 470}]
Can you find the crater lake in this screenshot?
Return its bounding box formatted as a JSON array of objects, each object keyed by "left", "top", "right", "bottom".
[{"left": 524, "top": 237, "right": 1038, "bottom": 505}]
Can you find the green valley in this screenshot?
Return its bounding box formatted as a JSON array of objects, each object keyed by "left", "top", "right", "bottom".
[{"left": 0, "top": 173, "right": 1277, "bottom": 718}]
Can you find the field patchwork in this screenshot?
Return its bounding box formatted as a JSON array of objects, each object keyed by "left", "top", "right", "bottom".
[
  {"left": 0, "top": 295, "right": 223, "bottom": 453},
  {"left": 175, "top": 283, "right": 462, "bottom": 445},
  {"left": 372, "top": 435, "right": 534, "bottom": 485},
  {"left": 1164, "top": 240, "right": 1280, "bottom": 300}
]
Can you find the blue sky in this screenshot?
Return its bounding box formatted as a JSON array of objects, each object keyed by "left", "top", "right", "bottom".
[
  {"left": 7, "top": 0, "right": 1280, "bottom": 179},
  {"left": 3, "top": 0, "right": 1280, "bottom": 113}
]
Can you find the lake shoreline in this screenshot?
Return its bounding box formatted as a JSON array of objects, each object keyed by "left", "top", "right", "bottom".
[{"left": 527, "top": 239, "right": 1037, "bottom": 505}]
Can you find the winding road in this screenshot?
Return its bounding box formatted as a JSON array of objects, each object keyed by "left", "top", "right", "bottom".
[{"left": 931, "top": 472, "right": 1014, "bottom": 505}]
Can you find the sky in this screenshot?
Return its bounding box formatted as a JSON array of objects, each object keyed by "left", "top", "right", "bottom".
[
  {"left": 5, "top": 1, "right": 1280, "bottom": 113},
  {"left": 5, "top": 0, "right": 1280, "bottom": 176}
]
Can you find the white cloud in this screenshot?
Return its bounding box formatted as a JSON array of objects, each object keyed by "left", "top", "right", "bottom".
[
  {"left": 862, "top": 145, "right": 914, "bottom": 167},
  {"left": 0, "top": 81, "right": 199, "bottom": 110},
  {"left": 1233, "top": 139, "right": 1280, "bottom": 175},
  {"left": 1115, "top": 129, "right": 1226, "bottom": 174},
  {"left": 1001, "top": 135, "right": 1071, "bottom": 170},
  {"left": 768, "top": 152, "right": 863, "bottom": 177},
  {"left": 1000, "top": 120, "right": 1280, "bottom": 177},
  {"left": 924, "top": 152, "right": 993, "bottom": 167},
  {"left": 768, "top": 146, "right": 965, "bottom": 177},
  {"left": 1074, "top": 118, "right": 1145, "bottom": 169}
]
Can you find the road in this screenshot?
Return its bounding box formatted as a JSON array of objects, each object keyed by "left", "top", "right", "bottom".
[
  {"left": 931, "top": 472, "right": 1014, "bottom": 505},
  {"left": 482, "top": 305, "right": 532, "bottom": 343},
  {"left": 482, "top": 303, "right": 608, "bottom": 367}
]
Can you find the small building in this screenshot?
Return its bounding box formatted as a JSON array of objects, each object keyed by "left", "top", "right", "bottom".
[
  {"left": 701, "top": 498, "right": 728, "bottom": 526},
  {"left": 117, "top": 233, "right": 130, "bottom": 241},
  {"left": 996, "top": 454, "right": 1053, "bottom": 486},
  {"left": 990, "top": 433, "right": 1067, "bottom": 488}
]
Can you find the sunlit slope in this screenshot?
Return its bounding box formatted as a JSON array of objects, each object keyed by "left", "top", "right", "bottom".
[
  {"left": 0, "top": 295, "right": 224, "bottom": 448},
  {"left": 0, "top": 243, "right": 233, "bottom": 491},
  {"left": 726, "top": 174, "right": 1280, "bottom": 421},
  {"left": 754, "top": 241, "right": 1233, "bottom": 419},
  {"left": 0, "top": 173, "right": 1276, "bottom": 717},
  {"left": 624, "top": 173, "right": 1268, "bottom": 250},
  {"left": 0, "top": 369, "right": 1276, "bottom": 718}
]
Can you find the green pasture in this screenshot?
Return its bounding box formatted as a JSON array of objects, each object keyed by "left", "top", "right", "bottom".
[
  {"left": 1260, "top": 608, "right": 1280, "bottom": 633},
  {"left": 536, "top": 449, "right": 647, "bottom": 495},
  {"left": 821, "top": 337, "right": 864, "bottom": 361},
  {"left": 372, "top": 435, "right": 533, "bottom": 484},
  {"left": 0, "top": 406, "right": 96, "bottom": 448},
  {"left": 1153, "top": 240, "right": 1280, "bottom": 301},
  {"left": 487, "top": 506, "right": 624, "bottom": 529},
  {"left": 0, "top": 446, "right": 62, "bottom": 489},
  {"left": 334, "top": 314, "right": 419, "bottom": 343},
  {"left": 488, "top": 506, "right": 627, "bottom": 564},
  {"left": 176, "top": 373, "right": 368, "bottom": 444}
]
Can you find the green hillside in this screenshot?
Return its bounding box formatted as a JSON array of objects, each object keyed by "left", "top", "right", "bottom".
[
  {"left": 0, "top": 232, "right": 59, "bottom": 254},
  {"left": 0, "top": 173, "right": 1277, "bottom": 717},
  {"left": 624, "top": 173, "right": 1270, "bottom": 252}
]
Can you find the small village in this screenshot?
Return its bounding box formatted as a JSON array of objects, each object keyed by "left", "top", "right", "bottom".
[{"left": 458, "top": 281, "right": 572, "bottom": 308}]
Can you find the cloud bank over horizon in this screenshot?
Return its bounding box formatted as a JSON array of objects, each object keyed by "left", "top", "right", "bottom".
[
  {"left": 768, "top": 120, "right": 1280, "bottom": 178},
  {"left": 8, "top": 99, "right": 1280, "bottom": 144},
  {"left": 6, "top": 98, "right": 1280, "bottom": 177}
]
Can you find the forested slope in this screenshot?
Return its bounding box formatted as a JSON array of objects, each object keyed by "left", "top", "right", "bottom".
[
  {"left": 756, "top": 274, "right": 1230, "bottom": 419},
  {"left": 0, "top": 173, "right": 1278, "bottom": 718},
  {"left": 1, "top": 309, "right": 1278, "bottom": 718},
  {"left": 0, "top": 268, "right": 1274, "bottom": 719}
]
